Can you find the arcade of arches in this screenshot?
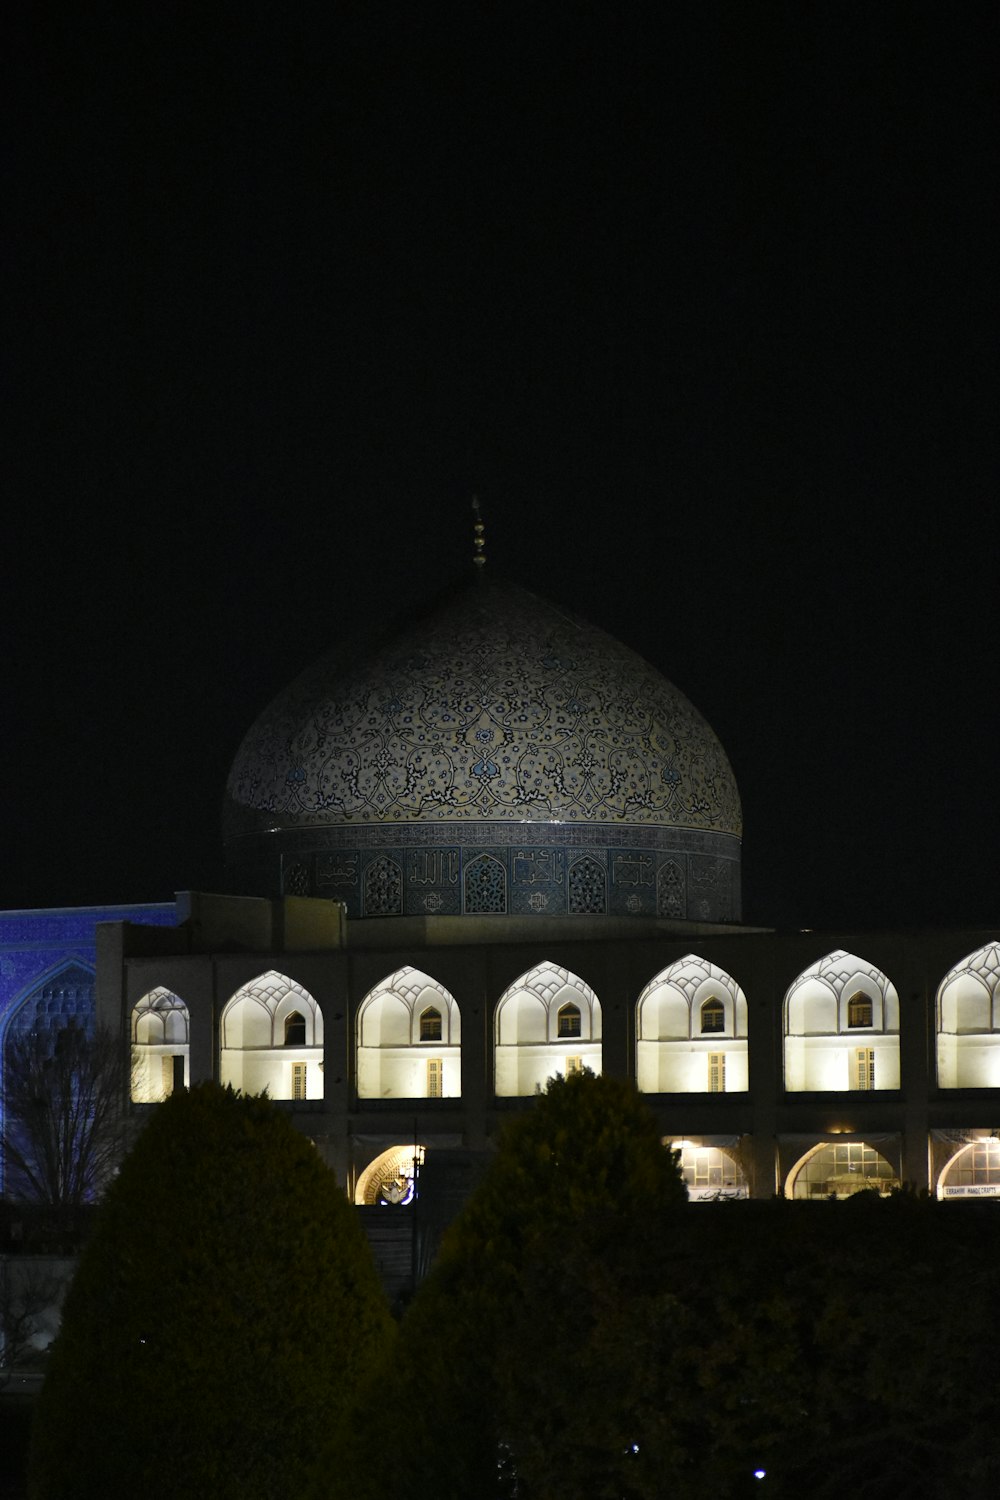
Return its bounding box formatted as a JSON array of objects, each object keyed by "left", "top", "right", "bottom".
[{"left": 119, "top": 940, "right": 1000, "bottom": 1203}]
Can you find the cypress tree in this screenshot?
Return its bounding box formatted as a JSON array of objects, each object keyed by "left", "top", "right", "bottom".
[{"left": 29, "top": 1084, "right": 392, "bottom": 1499}]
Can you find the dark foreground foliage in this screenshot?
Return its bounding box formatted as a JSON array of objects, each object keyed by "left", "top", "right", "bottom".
[
  {"left": 28, "top": 1085, "right": 393, "bottom": 1500},
  {"left": 383, "top": 1076, "right": 1000, "bottom": 1499},
  {"left": 390, "top": 1070, "right": 689, "bottom": 1500},
  {"left": 654, "top": 1190, "right": 1000, "bottom": 1499},
  {"left": 22, "top": 1073, "right": 1000, "bottom": 1499}
]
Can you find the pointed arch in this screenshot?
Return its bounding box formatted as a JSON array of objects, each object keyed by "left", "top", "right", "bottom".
[
  {"left": 2, "top": 960, "right": 96, "bottom": 1052},
  {"left": 784, "top": 951, "right": 900, "bottom": 1093},
  {"left": 937, "top": 941, "right": 1000, "bottom": 1087},
  {"left": 356, "top": 968, "right": 461, "bottom": 1100},
  {"left": 219, "top": 971, "right": 323, "bottom": 1101},
  {"left": 636, "top": 955, "right": 748, "bottom": 1094},
  {"left": 656, "top": 860, "right": 685, "bottom": 919},
  {"left": 464, "top": 854, "right": 506, "bottom": 914},
  {"left": 284, "top": 1012, "right": 306, "bottom": 1046},
  {"left": 364, "top": 856, "right": 402, "bottom": 917},
  {"left": 494, "top": 962, "right": 602, "bottom": 1096},
  {"left": 131, "top": 987, "right": 190, "bottom": 1102},
  {"left": 567, "top": 855, "right": 606, "bottom": 915}
]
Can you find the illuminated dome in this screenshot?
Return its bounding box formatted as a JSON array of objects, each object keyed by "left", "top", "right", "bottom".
[{"left": 223, "top": 578, "right": 742, "bottom": 921}]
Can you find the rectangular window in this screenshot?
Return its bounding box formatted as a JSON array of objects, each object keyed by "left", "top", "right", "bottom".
[
  {"left": 709, "top": 1052, "right": 725, "bottom": 1093},
  {"left": 427, "top": 1058, "right": 443, "bottom": 1098},
  {"left": 292, "top": 1062, "right": 308, "bottom": 1100},
  {"left": 565, "top": 1056, "right": 583, "bottom": 1076},
  {"left": 854, "top": 1048, "right": 875, "bottom": 1091}
]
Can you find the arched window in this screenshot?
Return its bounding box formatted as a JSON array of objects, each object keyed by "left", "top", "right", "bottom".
[
  {"left": 419, "top": 1007, "right": 442, "bottom": 1041},
  {"left": 847, "top": 993, "right": 873, "bottom": 1028},
  {"left": 938, "top": 1138, "right": 1000, "bottom": 1199},
  {"left": 284, "top": 1011, "right": 306, "bottom": 1046},
  {"left": 557, "top": 1003, "right": 581, "bottom": 1038},
  {"left": 786, "top": 1141, "right": 899, "bottom": 1200},
  {"left": 700, "top": 998, "right": 725, "bottom": 1034}
]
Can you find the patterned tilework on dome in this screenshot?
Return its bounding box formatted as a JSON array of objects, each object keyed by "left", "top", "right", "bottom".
[{"left": 223, "top": 580, "right": 742, "bottom": 921}]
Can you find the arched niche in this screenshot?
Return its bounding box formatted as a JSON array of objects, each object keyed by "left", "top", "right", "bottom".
[
  {"left": 219, "top": 971, "right": 323, "bottom": 1101},
  {"left": 130, "top": 987, "right": 190, "bottom": 1102},
  {"left": 936, "top": 1136, "right": 1000, "bottom": 1198},
  {"left": 636, "top": 955, "right": 748, "bottom": 1094},
  {"left": 784, "top": 951, "right": 900, "bottom": 1093},
  {"left": 2, "top": 962, "right": 96, "bottom": 1055},
  {"left": 356, "top": 968, "right": 461, "bottom": 1100},
  {"left": 494, "top": 962, "right": 602, "bottom": 1097},
  {"left": 354, "top": 1143, "right": 426, "bottom": 1206},
  {"left": 785, "top": 1140, "right": 900, "bottom": 1199},
  {"left": 936, "top": 942, "right": 1000, "bottom": 1088}
]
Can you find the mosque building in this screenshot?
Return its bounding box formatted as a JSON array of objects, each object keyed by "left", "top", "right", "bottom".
[{"left": 3, "top": 539, "right": 999, "bottom": 1214}]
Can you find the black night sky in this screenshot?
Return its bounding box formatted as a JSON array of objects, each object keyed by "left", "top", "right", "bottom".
[{"left": 4, "top": 4, "right": 998, "bottom": 931}]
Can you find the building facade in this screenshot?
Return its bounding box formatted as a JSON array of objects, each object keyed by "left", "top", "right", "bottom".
[
  {"left": 5, "top": 573, "right": 999, "bottom": 1213},
  {"left": 100, "top": 893, "right": 1000, "bottom": 1205}
]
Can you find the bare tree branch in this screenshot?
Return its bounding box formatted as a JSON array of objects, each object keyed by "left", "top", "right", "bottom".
[{"left": 1, "top": 1023, "right": 128, "bottom": 1207}]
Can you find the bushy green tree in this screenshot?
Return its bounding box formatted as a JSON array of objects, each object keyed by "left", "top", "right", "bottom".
[
  {"left": 392, "top": 1070, "right": 687, "bottom": 1499},
  {"left": 29, "top": 1084, "right": 393, "bottom": 1500}
]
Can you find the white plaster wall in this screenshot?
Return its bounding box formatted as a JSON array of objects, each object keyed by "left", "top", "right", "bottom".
[
  {"left": 356, "top": 1045, "right": 460, "bottom": 1098},
  {"left": 131, "top": 1043, "right": 190, "bottom": 1102},
  {"left": 937, "top": 1035, "right": 1000, "bottom": 1088},
  {"left": 494, "top": 1041, "right": 602, "bottom": 1096},
  {"left": 785, "top": 1033, "right": 899, "bottom": 1091},
  {"left": 637, "top": 1040, "right": 748, "bottom": 1093},
  {"left": 219, "top": 1048, "right": 323, "bottom": 1100}
]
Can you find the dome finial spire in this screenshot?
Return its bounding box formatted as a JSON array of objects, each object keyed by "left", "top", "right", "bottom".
[{"left": 471, "top": 495, "right": 486, "bottom": 574}]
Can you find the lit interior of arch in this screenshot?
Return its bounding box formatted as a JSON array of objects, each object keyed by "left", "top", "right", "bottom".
[
  {"left": 494, "top": 961, "right": 602, "bottom": 1096},
  {"left": 785, "top": 1141, "right": 900, "bottom": 1199},
  {"left": 130, "top": 986, "right": 190, "bottom": 1102},
  {"left": 936, "top": 942, "right": 1000, "bottom": 1088},
  {"left": 937, "top": 1136, "right": 1000, "bottom": 1198},
  {"left": 637, "top": 954, "right": 748, "bottom": 1093},
  {"left": 670, "top": 1140, "right": 748, "bottom": 1200},
  {"left": 356, "top": 967, "right": 461, "bottom": 1099},
  {"left": 784, "top": 950, "right": 900, "bottom": 1093},
  {"left": 219, "top": 970, "right": 323, "bottom": 1101},
  {"left": 354, "top": 1143, "right": 426, "bottom": 1206}
]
